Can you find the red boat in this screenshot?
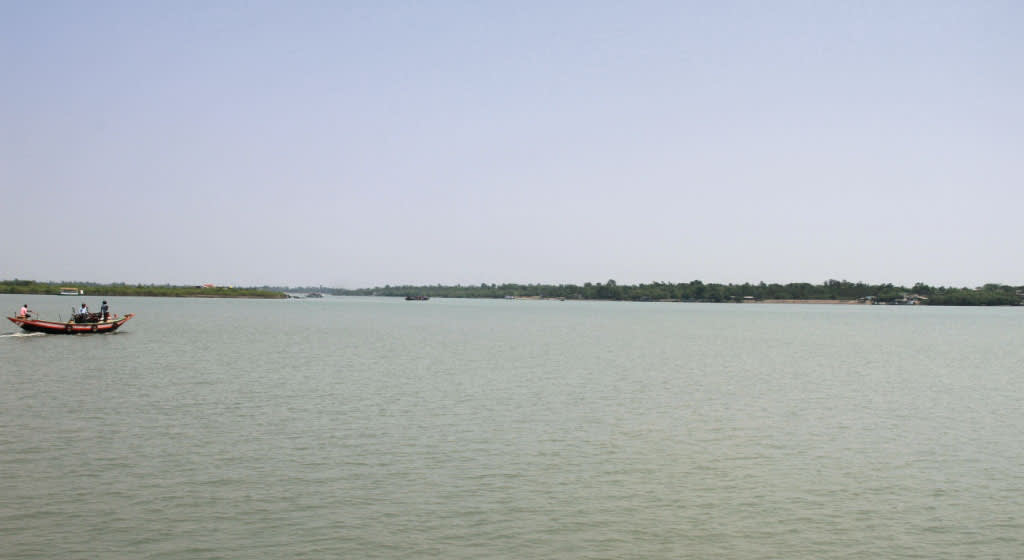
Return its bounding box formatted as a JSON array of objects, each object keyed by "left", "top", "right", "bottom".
[{"left": 7, "top": 313, "right": 135, "bottom": 334}]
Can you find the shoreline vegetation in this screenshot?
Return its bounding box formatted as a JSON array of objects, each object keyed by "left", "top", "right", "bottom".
[
  {"left": 3, "top": 279, "right": 1022, "bottom": 306},
  {"left": 0, "top": 280, "right": 287, "bottom": 299},
  {"left": 323, "top": 280, "right": 1023, "bottom": 306}
]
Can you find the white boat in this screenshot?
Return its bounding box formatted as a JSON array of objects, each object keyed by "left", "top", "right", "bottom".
[{"left": 59, "top": 287, "right": 83, "bottom": 296}]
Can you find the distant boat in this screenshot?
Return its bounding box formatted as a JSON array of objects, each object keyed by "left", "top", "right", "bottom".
[
  {"left": 306, "top": 293, "right": 324, "bottom": 298},
  {"left": 59, "top": 287, "right": 83, "bottom": 296},
  {"left": 405, "top": 296, "right": 429, "bottom": 301}
]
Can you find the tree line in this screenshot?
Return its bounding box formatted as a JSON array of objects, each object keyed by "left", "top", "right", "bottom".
[
  {"left": 4, "top": 278, "right": 1021, "bottom": 305},
  {"left": 0, "top": 280, "right": 287, "bottom": 299},
  {"left": 326, "top": 279, "right": 1023, "bottom": 306}
]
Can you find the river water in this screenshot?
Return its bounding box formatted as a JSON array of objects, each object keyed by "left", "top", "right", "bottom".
[{"left": 2, "top": 294, "right": 1023, "bottom": 559}]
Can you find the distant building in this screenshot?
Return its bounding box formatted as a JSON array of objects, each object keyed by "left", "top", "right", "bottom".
[{"left": 894, "top": 294, "right": 928, "bottom": 305}]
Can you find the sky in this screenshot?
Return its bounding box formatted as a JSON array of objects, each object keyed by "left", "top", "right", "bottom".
[{"left": 2, "top": 1, "right": 1022, "bottom": 289}]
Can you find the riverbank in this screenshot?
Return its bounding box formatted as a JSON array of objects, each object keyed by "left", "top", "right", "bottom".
[
  {"left": 336, "top": 280, "right": 1023, "bottom": 306},
  {"left": 758, "top": 299, "right": 862, "bottom": 304},
  {"left": 0, "top": 281, "right": 287, "bottom": 299}
]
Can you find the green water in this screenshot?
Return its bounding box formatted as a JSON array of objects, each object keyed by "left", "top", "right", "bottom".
[{"left": 2, "top": 295, "right": 1023, "bottom": 558}]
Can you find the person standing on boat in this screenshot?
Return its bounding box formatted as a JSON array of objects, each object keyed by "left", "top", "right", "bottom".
[{"left": 100, "top": 301, "right": 109, "bottom": 321}]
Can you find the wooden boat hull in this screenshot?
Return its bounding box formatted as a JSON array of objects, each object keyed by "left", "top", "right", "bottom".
[{"left": 7, "top": 313, "right": 135, "bottom": 334}]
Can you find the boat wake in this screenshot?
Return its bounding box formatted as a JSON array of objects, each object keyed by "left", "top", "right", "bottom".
[{"left": 1, "top": 331, "right": 46, "bottom": 338}]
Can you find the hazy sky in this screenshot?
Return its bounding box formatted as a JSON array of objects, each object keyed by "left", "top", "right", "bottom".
[{"left": 3, "top": 1, "right": 1021, "bottom": 288}]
